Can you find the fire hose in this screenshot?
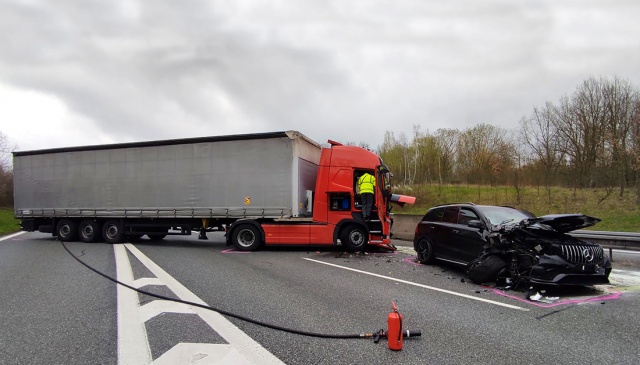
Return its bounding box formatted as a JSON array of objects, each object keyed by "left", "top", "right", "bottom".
[{"left": 61, "top": 241, "right": 420, "bottom": 348}]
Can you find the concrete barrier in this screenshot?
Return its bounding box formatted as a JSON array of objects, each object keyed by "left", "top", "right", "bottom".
[{"left": 391, "top": 214, "right": 423, "bottom": 241}]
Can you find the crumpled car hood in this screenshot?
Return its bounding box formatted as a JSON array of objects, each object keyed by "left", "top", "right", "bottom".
[{"left": 525, "top": 214, "right": 601, "bottom": 233}]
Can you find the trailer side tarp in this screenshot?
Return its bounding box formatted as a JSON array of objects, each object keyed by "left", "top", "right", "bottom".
[{"left": 13, "top": 131, "right": 321, "bottom": 219}]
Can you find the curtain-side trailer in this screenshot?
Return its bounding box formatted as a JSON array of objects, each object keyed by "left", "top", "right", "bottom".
[{"left": 13, "top": 130, "right": 414, "bottom": 252}]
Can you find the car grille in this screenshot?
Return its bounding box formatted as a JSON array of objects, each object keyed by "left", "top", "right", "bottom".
[{"left": 560, "top": 244, "right": 604, "bottom": 264}]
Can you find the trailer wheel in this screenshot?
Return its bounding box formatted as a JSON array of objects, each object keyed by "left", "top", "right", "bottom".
[
  {"left": 56, "top": 219, "right": 78, "bottom": 242},
  {"left": 232, "top": 224, "right": 262, "bottom": 251},
  {"left": 79, "top": 220, "right": 101, "bottom": 243},
  {"left": 341, "top": 225, "right": 368, "bottom": 253},
  {"left": 102, "top": 220, "right": 124, "bottom": 244},
  {"left": 416, "top": 237, "right": 435, "bottom": 264}
]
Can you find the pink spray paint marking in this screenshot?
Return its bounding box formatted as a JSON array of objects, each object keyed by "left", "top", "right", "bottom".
[
  {"left": 402, "top": 257, "right": 423, "bottom": 267},
  {"left": 485, "top": 286, "right": 623, "bottom": 308},
  {"left": 221, "top": 248, "right": 251, "bottom": 254},
  {"left": 401, "top": 257, "right": 622, "bottom": 306}
]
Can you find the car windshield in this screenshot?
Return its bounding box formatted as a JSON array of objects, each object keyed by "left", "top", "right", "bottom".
[{"left": 477, "top": 206, "right": 533, "bottom": 225}]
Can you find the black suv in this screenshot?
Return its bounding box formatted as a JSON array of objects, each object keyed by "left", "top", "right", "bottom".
[{"left": 413, "top": 203, "right": 612, "bottom": 286}]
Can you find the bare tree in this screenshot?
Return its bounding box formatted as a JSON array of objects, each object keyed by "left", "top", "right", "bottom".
[
  {"left": 601, "top": 77, "right": 636, "bottom": 197},
  {"left": 553, "top": 79, "right": 607, "bottom": 190},
  {"left": 0, "top": 132, "right": 14, "bottom": 207},
  {"left": 434, "top": 129, "right": 458, "bottom": 184},
  {"left": 519, "top": 102, "right": 566, "bottom": 201},
  {"left": 456, "top": 124, "right": 514, "bottom": 186}
]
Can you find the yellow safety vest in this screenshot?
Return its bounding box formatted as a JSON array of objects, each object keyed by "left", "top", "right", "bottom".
[{"left": 358, "top": 173, "right": 375, "bottom": 194}]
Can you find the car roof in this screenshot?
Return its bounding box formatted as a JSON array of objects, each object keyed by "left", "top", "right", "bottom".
[{"left": 429, "top": 203, "right": 519, "bottom": 210}]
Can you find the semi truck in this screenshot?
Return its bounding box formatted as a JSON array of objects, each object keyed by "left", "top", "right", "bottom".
[{"left": 13, "top": 130, "right": 414, "bottom": 252}]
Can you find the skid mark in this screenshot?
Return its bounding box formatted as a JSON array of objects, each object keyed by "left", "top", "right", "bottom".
[{"left": 486, "top": 287, "right": 623, "bottom": 308}]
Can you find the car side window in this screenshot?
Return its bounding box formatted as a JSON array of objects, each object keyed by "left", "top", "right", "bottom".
[
  {"left": 424, "top": 207, "right": 445, "bottom": 222},
  {"left": 458, "top": 207, "right": 479, "bottom": 225},
  {"left": 443, "top": 207, "right": 459, "bottom": 223}
]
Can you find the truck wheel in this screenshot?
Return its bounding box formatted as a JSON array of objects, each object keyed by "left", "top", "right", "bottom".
[
  {"left": 102, "top": 220, "right": 124, "bottom": 244},
  {"left": 341, "top": 225, "right": 368, "bottom": 253},
  {"left": 147, "top": 234, "right": 166, "bottom": 241},
  {"left": 79, "top": 220, "right": 101, "bottom": 243},
  {"left": 416, "top": 237, "right": 434, "bottom": 264},
  {"left": 232, "top": 224, "right": 262, "bottom": 251},
  {"left": 56, "top": 219, "right": 78, "bottom": 242},
  {"left": 467, "top": 255, "right": 507, "bottom": 284}
]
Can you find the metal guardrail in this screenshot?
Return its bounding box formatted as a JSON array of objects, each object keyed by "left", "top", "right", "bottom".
[{"left": 569, "top": 230, "right": 640, "bottom": 261}]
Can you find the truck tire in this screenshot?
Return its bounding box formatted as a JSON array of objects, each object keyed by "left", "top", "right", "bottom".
[
  {"left": 416, "top": 237, "right": 435, "bottom": 264},
  {"left": 56, "top": 219, "right": 78, "bottom": 242},
  {"left": 232, "top": 224, "right": 262, "bottom": 251},
  {"left": 102, "top": 220, "right": 124, "bottom": 244},
  {"left": 467, "top": 255, "right": 507, "bottom": 284},
  {"left": 79, "top": 220, "right": 101, "bottom": 243},
  {"left": 341, "top": 225, "right": 368, "bottom": 253}
]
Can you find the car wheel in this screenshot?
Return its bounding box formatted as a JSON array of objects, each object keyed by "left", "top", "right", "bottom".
[
  {"left": 232, "top": 224, "right": 262, "bottom": 251},
  {"left": 341, "top": 225, "right": 368, "bottom": 252},
  {"left": 78, "top": 220, "right": 101, "bottom": 243},
  {"left": 56, "top": 219, "right": 78, "bottom": 242},
  {"left": 416, "top": 237, "right": 435, "bottom": 264},
  {"left": 467, "top": 255, "right": 507, "bottom": 284}
]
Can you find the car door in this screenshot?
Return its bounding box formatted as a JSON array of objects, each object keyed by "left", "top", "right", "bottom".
[
  {"left": 433, "top": 206, "right": 460, "bottom": 260},
  {"left": 449, "top": 207, "right": 485, "bottom": 263}
]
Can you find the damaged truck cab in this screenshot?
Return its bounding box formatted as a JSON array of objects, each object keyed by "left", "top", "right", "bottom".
[{"left": 232, "top": 139, "right": 415, "bottom": 252}]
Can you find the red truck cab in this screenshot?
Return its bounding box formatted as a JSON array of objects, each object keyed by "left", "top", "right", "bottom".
[{"left": 231, "top": 140, "right": 415, "bottom": 252}]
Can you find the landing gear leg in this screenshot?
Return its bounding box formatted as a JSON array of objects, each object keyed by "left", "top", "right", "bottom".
[{"left": 199, "top": 218, "right": 209, "bottom": 240}]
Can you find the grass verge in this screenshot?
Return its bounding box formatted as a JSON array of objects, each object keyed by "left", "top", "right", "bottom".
[
  {"left": 392, "top": 184, "right": 640, "bottom": 232},
  {"left": 0, "top": 208, "right": 20, "bottom": 236}
]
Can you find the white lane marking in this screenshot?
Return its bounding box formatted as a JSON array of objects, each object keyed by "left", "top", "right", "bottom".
[
  {"left": 609, "top": 269, "right": 640, "bottom": 286},
  {"left": 115, "top": 245, "right": 153, "bottom": 365},
  {"left": 133, "top": 277, "right": 164, "bottom": 288},
  {"left": 0, "top": 231, "right": 26, "bottom": 241},
  {"left": 153, "top": 344, "right": 251, "bottom": 365},
  {"left": 303, "top": 258, "right": 528, "bottom": 311},
  {"left": 611, "top": 269, "right": 640, "bottom": 276},
  {"left": 123, "top": 244, "right": 285, "bottom": 365},
  {"left": 139, "top": 301, "right": 195, "bottom": 323}
]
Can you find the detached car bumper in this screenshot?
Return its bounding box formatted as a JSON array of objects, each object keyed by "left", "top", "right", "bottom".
[{"left": 528, "top": 255, "right": 612, "bottom": 286}]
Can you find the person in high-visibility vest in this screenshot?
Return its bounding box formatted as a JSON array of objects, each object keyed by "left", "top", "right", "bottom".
[{"left": 357, "top": 172, "right": 376, "bottom": 221}]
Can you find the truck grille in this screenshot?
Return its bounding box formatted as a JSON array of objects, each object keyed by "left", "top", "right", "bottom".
[{"left": 560, "top": 244, "right": 604, "bottom": 264}]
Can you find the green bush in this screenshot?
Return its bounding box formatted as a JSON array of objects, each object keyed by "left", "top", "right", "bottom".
[{"left": 0, "top": 208, "right": 20, "bottom": 236}]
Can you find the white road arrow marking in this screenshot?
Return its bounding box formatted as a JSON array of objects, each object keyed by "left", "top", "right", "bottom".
[{"left": 116, "top": 244, "right": 284, "bottom": 365}]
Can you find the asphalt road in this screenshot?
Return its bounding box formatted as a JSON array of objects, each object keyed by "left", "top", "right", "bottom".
[{"left": 1, "top": 231, "right": 639, "bottom": 365}]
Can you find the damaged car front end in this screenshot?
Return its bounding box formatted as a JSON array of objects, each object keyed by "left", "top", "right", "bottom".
[{"left": 466, "top": 214, "right": 612, "bottom": 287}]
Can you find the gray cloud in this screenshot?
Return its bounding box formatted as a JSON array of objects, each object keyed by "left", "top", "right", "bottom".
[{"left": 1, "top": 0, "right": 639, "bottom": 151}]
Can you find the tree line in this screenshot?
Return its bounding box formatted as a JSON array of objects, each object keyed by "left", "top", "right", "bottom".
[
  {"left": 1, "top": 76, "right": 639, "bottom": 208},
  {"left": 0, "top": 132, "right": 12, "bottom": 207},
  {"left": 378, "top": 76, "right": 640, "bottom": 203}
]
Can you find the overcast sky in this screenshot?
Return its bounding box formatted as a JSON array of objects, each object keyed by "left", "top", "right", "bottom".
[{"left": 1, "top": 0, "right": 639, "bottom": 153}]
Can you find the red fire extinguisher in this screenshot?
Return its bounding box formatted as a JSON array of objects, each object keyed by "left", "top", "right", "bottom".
[{"left": 387, "top": 301, "right": 403, "bottom": 351}]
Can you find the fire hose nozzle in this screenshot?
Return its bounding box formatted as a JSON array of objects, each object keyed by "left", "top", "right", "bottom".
[{"left": 404, "top": 330, "right": 421, "bottom": 338}]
